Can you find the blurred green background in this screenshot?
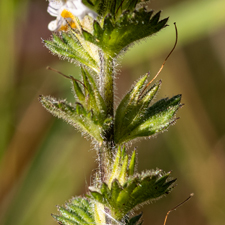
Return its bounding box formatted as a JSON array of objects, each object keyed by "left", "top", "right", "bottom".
[{"left": 0, "top": 0, "right": 225, "bottom": 224}]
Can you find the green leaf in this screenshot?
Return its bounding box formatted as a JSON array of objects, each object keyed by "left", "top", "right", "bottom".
[
  {"left": 108, "top": 146, "right": 122, "bottom": 186},
  {"left": 116, "top": 177, "right": 139, "bottom": 207},
  {"left": 124, "top": 212, "right": 143, "bottom": 225},
  {"left": 52, "top": 197, "right": 95, "bottom": 225},
  {"left": 72, "top": 79, "right": 85, "bottom": 103},
  {"left": 128, "top": 95, "right": 182, "bottom": 138},
  {"left": 52, "top": 214, "right": 79, "bottom": 225},
  {"left": 118, "top": 154, "right": 128, "bottom": 184},
  {"left": 82, "top": 0, "right": 147, "bottom": 19},
  {"left": 107, "top": 147, "right": 136, "bottom": 186},
  {"left": 115, "top": 74, "right": 149, "bottom": 133},
  {"left": 89, "top": 169, "right": 176, "bottom": 220},
  {"left": 44, "top": 31, "right": 99, "bottom": 73},
  {"left": 82, "top": 9, "right": 168, "bottom": 57},
  {"left": 115, "top": 75, "right": 182, "bottom": 144},
  {"left": 39, "top": 65, "right": 109, "bottom": 144},
  {"left": 39, "top": 95, "right": 103, "bottom": 143},
  {"left": 90, "top": 191, "right": 107, "bottom": 205},
  {"left": 110, "top": 179, "right": 123, "bottom": 202},
  {"left": 71, "top": 198, "right": 92, "bottom": 211},
  {"left": 58, "top": 206, "right": 88, "bottom": 224},
  {"left": 128, "top": 150, "right": 136, "bottom": 176},
  {"left": 100, "top": 182, "right": 111, "bottom": 200},
  {"left": 66, "top": 204, "right": 95, "bottom": 224},
  {"left": 80, "top": 67, "right": 107, "bottom": 121}
]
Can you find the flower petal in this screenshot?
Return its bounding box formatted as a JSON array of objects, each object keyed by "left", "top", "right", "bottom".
[
  {"left": 47, "top": 1, "right": 63, "bottom": 16},
  {"left": 47, "top": 0, "right": 97, "bottom": 31},
  {"left": 48, "top": 20, "right": 58, "bottom": 31}
]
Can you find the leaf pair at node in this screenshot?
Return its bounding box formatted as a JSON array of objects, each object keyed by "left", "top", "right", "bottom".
[
  {"left": 52, "top": 196, "right": 143, "bottom": 225},
  {"left": 89, "top": 147, "right": 176, "bottom": 221},
  {"left": 51, "top": 146, "right": 176, "bottom": 224},
  {"left": 40, "top": 70, "right": 181, "bottom": 145},
  {"left": 90, "top": 171, "right": 175, "bottom": 221}
]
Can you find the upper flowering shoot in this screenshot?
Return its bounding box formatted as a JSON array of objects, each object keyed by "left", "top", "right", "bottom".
[
  {"left": 47, "top": 0, "right": 97, "bottom": 31},
  {"left": 45, "top": 0, "right": 168, "bottom": 66}
]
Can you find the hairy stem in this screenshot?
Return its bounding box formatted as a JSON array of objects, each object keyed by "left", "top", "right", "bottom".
[
  {"left": 99, "top": 52, "right": 115, "bottom": 181},
  {"left": 101, "top": 53, "right": 114, "bottom": 118}
]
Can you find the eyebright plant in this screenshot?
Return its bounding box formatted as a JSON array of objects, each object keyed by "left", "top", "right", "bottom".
[{"left": 40, "top": 0, "right": 182, "bottom": 224}]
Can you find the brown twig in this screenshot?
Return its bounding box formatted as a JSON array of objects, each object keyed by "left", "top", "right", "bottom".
[
  {"left": 163, "top": 193, "right": 194, "bottom": 225},
  {"left": 46, "top": 66, "right": 86, "bottom": 89},
  {"left": 140, "top": 22, "right": 178, "bottom": 96}
]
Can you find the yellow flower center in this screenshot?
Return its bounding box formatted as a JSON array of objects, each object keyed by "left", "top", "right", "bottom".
[
  {"left": 60, "top": 9, "right": 77, "bottom": 31},
  {"left": 61, "top": 9, "right": 75, "bottom": 20}
]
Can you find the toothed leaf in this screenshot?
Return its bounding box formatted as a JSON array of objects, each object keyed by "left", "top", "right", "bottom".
[
  {"left": 58, "top": 206, "right": 88, "bottom": 224},
  {"left": 115, "top": 75, "right": 182, "bottom": 144},
  {"left": 89, "top": 169, "right": 176, "bottom": 220},
  {"left": 90, "top": 191, "right": 107, "bottom": 205},
  {"left": 126, "top": 94, "right": 182, "bottom": 139},
  {"left": 52, "top": 197, "right": 95, "bottom": 225},
  {"left": 107, "top": 147, "right": 135, "bottom": 186},
  {"left": 80, "top": 67, "right": 107, "bottom": 121},
  {"left": 65, "top": 204, "right": 95, "bottom": 223},
  {"left": 124, "top": 212, "right": 143, "bottom": 225},
  {"left": 111, "top": 179, "right": 123, "bottom": 201},
  {"left": 71, "top": 198, "right": 92, "bottom": 212},
  {"left": 108, "top": 146, "right": 122, "bottom": 186},
  {"left": 44, "top": 31, "right": 99, "bottom": 73},
  {"left": 72, "top": 79, "right": 86, "bottom": 103},
  {"left": 52, "top": 214, "right": 78, "bottom": 225},
  {"left": 118, "top": 154, "right": 128, "bottom": 185},
  {"left": 82, "top": 0, "right": 147, "bottom": 19},
  {"left": 39, "top": 95, "right": 103, "bottom": 143},
  {"left": 115, "top": 74, "right": 150, "bottom": 133},
  {"left": 82, "top": 10, "right": 168, "bottom": 57}
]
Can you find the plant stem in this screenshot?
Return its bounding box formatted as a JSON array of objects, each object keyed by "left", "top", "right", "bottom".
[
  {"left": 101, "top": 54, "right": 114, "bottom": 118},
  {"left": 99, "top": 52, "right": 115, "bottom": 181}
]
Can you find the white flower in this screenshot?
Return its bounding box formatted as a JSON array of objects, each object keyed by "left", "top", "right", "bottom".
[{"left": 47, "top": 0, "right": 97, "bottom": 31}]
